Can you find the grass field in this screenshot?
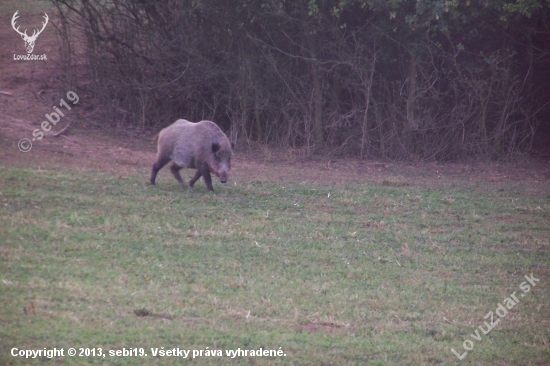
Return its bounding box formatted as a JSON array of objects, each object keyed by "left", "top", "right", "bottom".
[
  {"left": 1, "top": 163, "right": 548, "bottom": 365},
  {"left": 0, "top": 0, "right": 548, "bottom": 364}
]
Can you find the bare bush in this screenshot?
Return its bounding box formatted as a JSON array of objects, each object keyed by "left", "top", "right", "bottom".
[{"left": 51, "top": 0, "right": 550, "bottom": 160}]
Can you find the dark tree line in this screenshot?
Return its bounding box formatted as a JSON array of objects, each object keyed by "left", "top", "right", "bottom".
[{"left": 51, "top": 0, "right": 550, "bottom": 160}]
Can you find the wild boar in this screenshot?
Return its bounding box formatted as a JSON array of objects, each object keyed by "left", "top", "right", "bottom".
[{"left": 150, "top": 119, "right": 233, "bottom": 192}]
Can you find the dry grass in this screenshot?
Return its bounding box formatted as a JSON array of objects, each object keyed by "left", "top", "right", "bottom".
[{"left": 0, "top": 2, "right": 549, "bottom": 364}]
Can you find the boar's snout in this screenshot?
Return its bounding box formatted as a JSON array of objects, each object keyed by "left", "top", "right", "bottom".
[
  {"left": 211, "top": 167, "right": 229, "bottom": 183},
  {"left": 216, "top": 158, "right": 231, "bottom": 184},
  {"left": 219, "top": 171, "right": 228, "bottom": 183}
]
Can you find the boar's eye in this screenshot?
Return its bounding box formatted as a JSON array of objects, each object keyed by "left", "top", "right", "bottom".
[{"left": 211, "top": 142, "right": 220, "bottom": 153}]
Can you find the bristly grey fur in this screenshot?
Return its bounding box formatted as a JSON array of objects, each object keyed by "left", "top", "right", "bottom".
[{"left": 150, "top": 119, "right": 233, "bottom": 192}]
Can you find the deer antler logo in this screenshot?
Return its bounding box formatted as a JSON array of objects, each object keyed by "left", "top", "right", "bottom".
[{"left": 11, "top": 11, "right": 49, "bottom": 54}]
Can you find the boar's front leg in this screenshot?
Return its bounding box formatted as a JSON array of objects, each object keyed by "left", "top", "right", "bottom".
[
  {"left": 202, "top": 171, "right": 214, "bottom": 192},
  {"left": 199, "top": 163, "right": 215, "bottom": 192}
]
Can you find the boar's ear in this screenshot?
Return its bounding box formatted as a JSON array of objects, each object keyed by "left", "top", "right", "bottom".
[{"left": 211, "top": 141, "right": 221, "bottom": 153}]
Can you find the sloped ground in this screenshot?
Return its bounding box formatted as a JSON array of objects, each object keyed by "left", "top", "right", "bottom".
[{"left": 0, "top": 1, "right": 548, "bottom": 191}]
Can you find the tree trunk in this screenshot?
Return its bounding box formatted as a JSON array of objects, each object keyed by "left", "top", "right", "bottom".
[
  {"left": 360, "top": 51, "right": 376, "bottom": 158},
  {"left": 254, "top": 81, "right": 263, "bottom": 142},
  {"left": 308, "top": 32, "right": 323, "bottom": 151}
]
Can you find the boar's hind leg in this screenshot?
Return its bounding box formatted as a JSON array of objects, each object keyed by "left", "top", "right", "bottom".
[
  {"left": 150, "top": 156, "right": 171, "bottom": 185},
  {"left": 170, "top": 164, "right": 187, "bottom": 188},
  {"left": 189, "top": 170, "right": 202, "bottom": 188}
]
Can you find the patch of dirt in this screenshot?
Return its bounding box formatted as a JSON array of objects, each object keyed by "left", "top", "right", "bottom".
[
  {"left": 298, "top": 321, "right": 351, "bottom": 334},
  {"left": 1, "top": 7, "right": 549, "bottom": 190}
]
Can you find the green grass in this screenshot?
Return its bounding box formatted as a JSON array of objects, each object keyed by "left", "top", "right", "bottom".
[{"left": 0, "top": 166, "right": 549, "bottom": 365}]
